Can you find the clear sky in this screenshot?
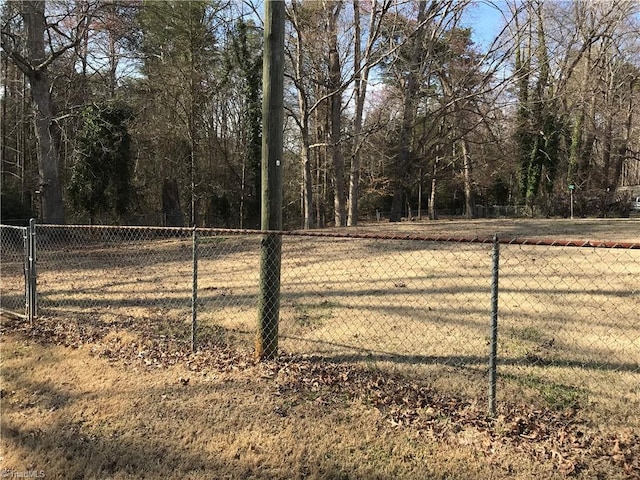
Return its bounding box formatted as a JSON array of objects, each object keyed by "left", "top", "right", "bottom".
[{"left": 462, "top": 0, "right": 509, "bottom": 49}]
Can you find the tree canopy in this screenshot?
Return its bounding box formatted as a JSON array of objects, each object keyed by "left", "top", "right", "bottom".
[
  {"left": 68, "top": 101, "right": 134, "bottom": 224},
  {"left": 2, "top": 0, "right": 639, "bottom": 225}
]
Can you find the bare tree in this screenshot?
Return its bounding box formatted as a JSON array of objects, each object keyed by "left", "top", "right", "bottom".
[
  {"left": 347, "top": 0, "right": 391, "bottom": 226},
  {"left": 1, "top": 0, "right": 91, "bottom": 222},
  {"left": 511, "top": 0, "right": 639, "bottom": 212},
  {"left": 385, "top": 0, "right": 471, "bottom": 222},
  {"left": 286, "top": 0, "right": 321, "bottom": 229},
  {"left": 326, "top": 0, "right": 347, "bottom": 226},
  {"left": 287, "top": 0, "right": 392, "bottom": 228}
]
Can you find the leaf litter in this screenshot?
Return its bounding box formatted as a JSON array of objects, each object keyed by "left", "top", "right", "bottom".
[{"left": 2, "top": 314, "right": 638, "bottom": 478}]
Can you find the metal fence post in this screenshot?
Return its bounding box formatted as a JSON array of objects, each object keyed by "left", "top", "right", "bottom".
[
  {"left": 191, "top": 226, "right": 198, "bottom": 352},
  {"left": 488, "top": 234, "right": 500, "bottom": 415},
  {"left": 27, "top": 218, "right": 37, "bottom": 326},
  {"left": 22, "top": 226, "right": 29, "bottom": 319}
]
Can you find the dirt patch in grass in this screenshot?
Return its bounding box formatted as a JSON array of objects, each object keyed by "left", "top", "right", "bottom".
[{"left": 1, "top": 315, "right": 639, "bottom": 479}]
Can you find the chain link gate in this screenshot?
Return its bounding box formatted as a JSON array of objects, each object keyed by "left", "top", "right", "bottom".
[{"left": 0, "top": 220, "right": 36, "bottom": 322}]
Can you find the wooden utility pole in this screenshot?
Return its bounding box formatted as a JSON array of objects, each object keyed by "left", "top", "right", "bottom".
[{"left": 256, "top": 0, "right": 285, "bottom": 360}]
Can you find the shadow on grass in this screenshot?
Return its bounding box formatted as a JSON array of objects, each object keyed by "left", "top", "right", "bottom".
[
  {"left": 1, "top": 418, "right": 212, "bottom": 479},
  {"left": 281, "top": 334, "right": 640, "bottom": 374},
  {"left": 0, "top": 365, "right": 376, "bottom": 480}
]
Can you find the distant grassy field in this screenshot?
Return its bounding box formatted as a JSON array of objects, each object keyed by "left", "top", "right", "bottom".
[
  {"left": 342, "top": 216, "right": 640, "bottom": 243},
  {"left": 1, "top": 218, "right": 639, "bottom": 478}
]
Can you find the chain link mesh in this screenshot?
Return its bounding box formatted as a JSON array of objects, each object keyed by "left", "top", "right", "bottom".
[
  {"left": 0, "top": 225, "right": 28, "bottom": 317},
  {"left": 498, "top": 243, "right": 639, "bottom": 415},
  {"left": 35, "top": 225, "right": 194, "bottom": 345},
  {"left": 2, "top": 223, "right": 638, "bottom": 422},
  {"left": 277, "top": 237, "right": 493, "bottom": 392},
  {"left": 196, "top": 232, "right": 262, "bottom": 348}
]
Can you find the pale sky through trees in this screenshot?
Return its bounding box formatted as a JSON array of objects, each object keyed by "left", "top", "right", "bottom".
[{"left": 463, "top": 0, "right": 505, "bottom": 47}]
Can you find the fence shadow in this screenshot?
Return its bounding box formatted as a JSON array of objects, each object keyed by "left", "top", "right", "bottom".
[{"left": 281, "top": 335, "right": 640, "bottom": 374}]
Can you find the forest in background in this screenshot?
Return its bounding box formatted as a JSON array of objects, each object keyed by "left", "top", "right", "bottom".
[{"left": 1, "top": 0, "right": 639, "bottom": 227}]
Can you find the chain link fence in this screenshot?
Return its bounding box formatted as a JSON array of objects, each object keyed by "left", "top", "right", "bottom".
[{"left": 1, "top": 222, "right": 638, "bottom": 422}]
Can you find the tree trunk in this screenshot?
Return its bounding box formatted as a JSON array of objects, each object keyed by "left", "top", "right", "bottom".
[
  {"left": 29, "top": 72, "right": 65, "bottom": 223},
  {"left": 602, "top": 115, "right": 613, "bottom": 189},
  {"left": 328, "top": 2, "right": 346, "bottom": 227},
  {"left": 389, "top": 67, "right": 417, "bottom": 222},
  {"left": 162, "top": 178, "right": 184, "bottom": 227},
  {"left": 567, "top": 113, "right": 583, "bottom": 184},
  {"left": 301, "top": 130, "right": 313, "bottom": 229},
  {"left": 348, "top": 0, "right": 388, "bottom": 226},
  {"left": 429, "top": 157, "right": 438, "bottom": 220},
  {"left": 290, "top": 3, "right": 314, "bottom": 229},
  {"left": 389, "top": 0, "right": 426, "bottom": 222},
  {"left": 315, "top": 112, "right": 324, "bottom": 228},
  {"left": 24, "top": 1, "right": 65, "bottom": 223},
  {"left": 580, "top": 91, "right": 597, "bottom": 177},
  {"left": 611, "top": 79, "right": 635, "bottom": 192},
  {"left": 461, "top": 139, "right": 474, "bottom": 218},
  {"left": 417, "top": 168, "right": 423, "bottom": 219},
  {"left": 347, "top": 0, "right": 362, "bottom": 227},
  {"left": 568, "top": 44, "right": 591, "bottom": 184}
]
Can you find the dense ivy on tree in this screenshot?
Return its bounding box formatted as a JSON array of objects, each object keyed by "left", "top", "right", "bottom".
[{"left": 68, "top": 102, "right": 134, "bottom": 224}]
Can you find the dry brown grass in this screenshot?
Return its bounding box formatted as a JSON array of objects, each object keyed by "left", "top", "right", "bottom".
[
  {"left": 2, "top": 323, "right": 638, "bottom": 480},
  {"left": 1, "top": 218, "right": 639, "bottom": 478},
  {"left": 345, "top": 217, "right": 640, "bottom": 243}
]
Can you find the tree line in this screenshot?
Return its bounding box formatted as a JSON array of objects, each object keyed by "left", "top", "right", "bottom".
[{"left": 2, "top": 0, "right": 639, "bottom": 227}]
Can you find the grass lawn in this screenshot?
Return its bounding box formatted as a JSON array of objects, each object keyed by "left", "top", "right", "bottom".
[{"left": 1, "top": 218, "right": 639, "bottom": 478}]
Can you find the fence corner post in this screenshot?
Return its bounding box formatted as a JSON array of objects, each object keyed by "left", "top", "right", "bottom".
[
  {"left": 489, "top": 233, "right": 500, "bottom": 415},
  {"left": 27, "top": 218, "right": 37, "bottom": 326}
]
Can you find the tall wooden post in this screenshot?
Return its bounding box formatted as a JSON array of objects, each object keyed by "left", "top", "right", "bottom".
[{"left": 256, "top": 0, "right": 285, "bottom": 360}]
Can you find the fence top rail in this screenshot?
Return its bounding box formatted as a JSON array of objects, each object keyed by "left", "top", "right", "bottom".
[
  {"left": 502, "top": 237, "right": 640, "bottom": 249},
  {"left": 0, "top": 224, "right": 28, "bottom": 232},
  {"left": 35, "top": 224, "right": 189, "bottom": 233},
  {"left": 33, "top": 223, "right": 640, "bottom": 250}
]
